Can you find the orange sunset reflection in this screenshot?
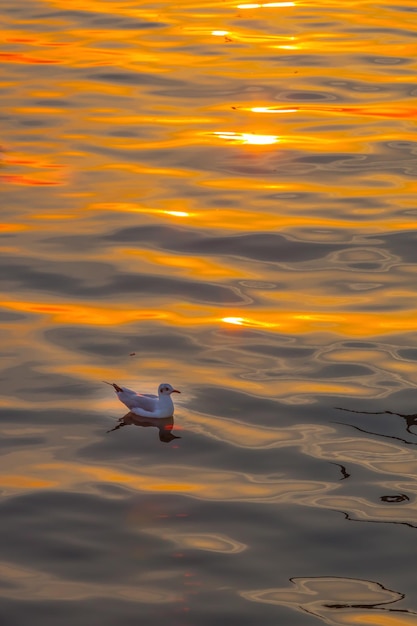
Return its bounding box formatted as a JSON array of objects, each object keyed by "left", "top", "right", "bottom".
[
  {"left": 27, "top": 458, "right": 334, "bottom": 504},
  {"left": 237, "top": 2, "right": 296, "bottom": 7},
  {"left": 1, "top": 0, "right": 417, "bottom": 620},
  {"left": 95, "top": 204, "right": 193, "bottom": 219},
  {"left": 0, "top": 150, "right": 65, "bottom": 186},
  {"left": 213, "top": 131, "right": 279, "bottom": 145},
  {"left": 2, "top": 295, "right": 417, "bottom": 340},
  {"left": 250, "top": 107, "right": 298, "bottom": 114},
  {"left": 222, "top": 316, "right": 277, "bottom": 329}
]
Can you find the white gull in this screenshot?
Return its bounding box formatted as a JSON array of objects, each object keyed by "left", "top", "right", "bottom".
[{"left": 104, "top": 381, "right": 180, "bottom": 418}]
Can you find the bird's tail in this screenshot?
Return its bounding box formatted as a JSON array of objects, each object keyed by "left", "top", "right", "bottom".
[
  {"left": 102, "top": 381, "right": 124, "bottom": 393},
  {"left": 106, "top": 421, "right": 127, "bottom": 433}
]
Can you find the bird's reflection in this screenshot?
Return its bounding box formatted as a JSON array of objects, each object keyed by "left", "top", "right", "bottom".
[{"left": 107, "top": 412, "right": 181, "bottom": 443}]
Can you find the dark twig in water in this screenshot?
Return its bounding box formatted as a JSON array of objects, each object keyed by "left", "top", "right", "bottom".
[
  {"left": 332, "top": 420, "right": 417, "bottom": 447},
  {"left": 335, "top": 407, "right": 408, "bottom": 417},
  {"left": 331, "top": 463, "right": 351, "bottom": 480},
  {"left": 338, "top": 509, "right": 417, "bottom": 530},
  {"left": 335, "top": 407, "right": 417, "bottom": 435}
]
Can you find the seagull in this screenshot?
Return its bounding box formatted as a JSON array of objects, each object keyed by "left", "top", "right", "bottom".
[{"left": 104, "top": 381, "right": 180, "bottom": 418}]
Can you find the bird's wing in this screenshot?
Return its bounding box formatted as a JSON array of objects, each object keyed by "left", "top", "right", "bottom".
[
  {"left": 142, "top": 393, "right": 158, "bottom": 399},
  {"left": 125, "top": 393, "right": 158, "bottom": 412}
]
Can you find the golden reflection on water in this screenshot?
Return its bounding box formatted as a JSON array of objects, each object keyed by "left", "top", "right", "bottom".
[
  {"left": 337, "top": 615, "right": 417, "bottom": 626},
  {"left": 182, "top": 409, "right": 336, "bottom": 449},
  {"left": 144, "top": 530, "right": 247, "bottom": 554},
  {"left": 0, "top": 561, "right": 179, "bottom": 603},
  {"left": 33, "top": 460, "right": 334, "bottom": 503},
  {"left": 241, "top": 577, "right": 417, "bottom": 625},
  {"left": 237, "top": 2, "right": 296, "bottom": 7},
  {"left": 3, "top": 419, "right": 417, "bottom": 526},
  {"left": 5, "top": 297, "right": 417, "bottom": 342},
  {"left": 213, "top": 131, "right": 280, "bottom": 145},
  {"left": 1, "top": 0, "right": 417, "bottom": 617}
]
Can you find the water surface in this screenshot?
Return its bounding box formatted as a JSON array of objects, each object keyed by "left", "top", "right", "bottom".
[{"left": 1, "top": 0, "right": 417, "bottom": 623}]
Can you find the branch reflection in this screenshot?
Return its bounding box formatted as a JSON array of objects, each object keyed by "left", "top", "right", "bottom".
[
  {"left": 335, "top": 406, "right": 417, "bottom": 441},
  {"left": 107, "top": 412, "right": 181, "bottom": 443}
]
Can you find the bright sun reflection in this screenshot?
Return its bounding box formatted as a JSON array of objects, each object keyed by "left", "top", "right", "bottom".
[
  {"left": 96, "top": 203, "right": 191, "bottom": 218},
  {"left": 222, "top": 317, "right": 245, "bottom": 325},
  {"left": 237, "top": 2, "right": 295, "bottom": 7},
  {"left": 212, "top": 30, "right": 229, "bottom": 36},
  {"left": 213, "top": 132, "right": 279, "bottom": 145},
  {"left": 164, "top": 211, "right": 189, "bottom": 217},
  {"left": 222, "top": 316, "right": 278, "bottom": 328},
  {"left": 251, "top": 107, "right": 298, "bottom": 114}
]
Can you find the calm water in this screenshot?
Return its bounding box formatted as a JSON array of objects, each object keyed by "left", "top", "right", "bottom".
[{"left": 1, "top": 0, "right": 417, "bottom": 623}]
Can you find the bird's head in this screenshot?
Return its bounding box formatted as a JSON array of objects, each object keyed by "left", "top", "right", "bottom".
[{"left": 158, "top": 383, "right": 181, "bottom": 396}]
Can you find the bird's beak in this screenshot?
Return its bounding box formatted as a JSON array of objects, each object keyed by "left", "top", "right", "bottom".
[{"left": 172, "top": 389, "right": 181, "bottom": 393}]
